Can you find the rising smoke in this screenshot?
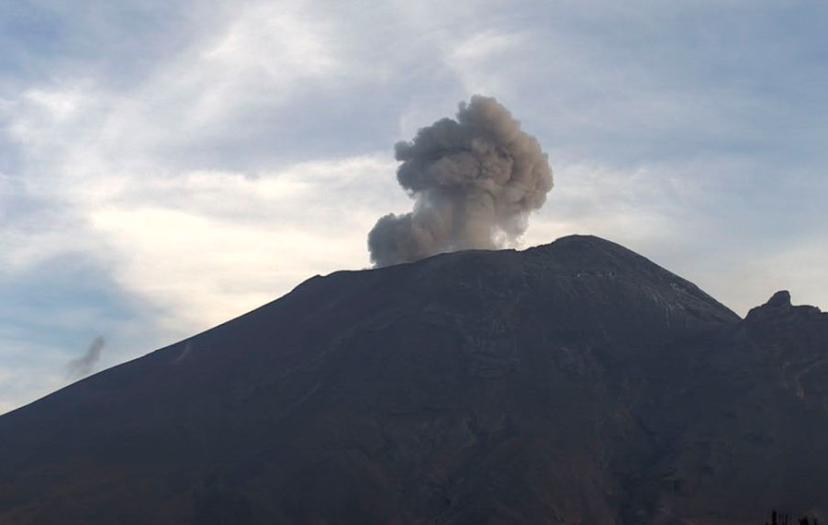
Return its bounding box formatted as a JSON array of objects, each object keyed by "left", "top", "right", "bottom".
[
  {"left": 66, "top": 336, "right": 105, "bottom": 379},
  {"left": 368, "top": 95, "right": 553, "bottom": 267}
]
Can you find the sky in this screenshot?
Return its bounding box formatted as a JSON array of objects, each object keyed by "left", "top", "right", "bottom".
[{"left": 1, "top": 0, "right": 827, "bottom": 414}]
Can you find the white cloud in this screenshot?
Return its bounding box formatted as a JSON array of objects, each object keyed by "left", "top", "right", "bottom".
[
  {"left": 203, "top": 2, "right": 339, "bottom": 77},
  {"left": 446, "top": 30, "right": 525, "bottom": 95},
  {"left": 450, "top": 31, "right": 521, "bottom": 63},
  {"left": 86, "top": 155, "right": 397, "bottom": 332}
]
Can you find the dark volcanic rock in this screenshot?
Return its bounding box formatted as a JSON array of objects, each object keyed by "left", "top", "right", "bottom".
[{"left": 0, "top": 235, "right": 825, "bottom": 524}]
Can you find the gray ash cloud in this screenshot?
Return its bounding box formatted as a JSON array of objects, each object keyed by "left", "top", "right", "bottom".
[{"left": 368, "top": 95, "right": 553, "bottom": 267}]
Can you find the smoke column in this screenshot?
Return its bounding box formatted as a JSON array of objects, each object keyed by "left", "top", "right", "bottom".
[
  {"left": 66, "top": 336, "right": 105, "bottom": 379},
  {"left": 368, "top": 95, "right": 553, "bottom": 267}
]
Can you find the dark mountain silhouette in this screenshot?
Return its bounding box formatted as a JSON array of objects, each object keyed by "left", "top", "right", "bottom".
[{"left": 0, "top": 235, "right": 826, "bottom": 524}]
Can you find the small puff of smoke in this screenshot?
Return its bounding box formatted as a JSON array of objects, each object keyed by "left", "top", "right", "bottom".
[
  {"left": 66, "top": 336, "right": 105, "bottom": 379},
  {"left": 368, "top": 95, "right": 553, "bottom": 267}
]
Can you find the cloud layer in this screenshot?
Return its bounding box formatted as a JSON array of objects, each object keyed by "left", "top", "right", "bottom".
[{"left": 1, "top": 0, "right": 827, "bottom": 412}]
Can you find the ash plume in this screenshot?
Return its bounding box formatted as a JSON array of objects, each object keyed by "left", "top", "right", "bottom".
[
  {"left": 66, "top": 336, "right": 105, "bottom": 379},
  {"left": 368, "top": 95, "right": 553, "bottom": 267}
]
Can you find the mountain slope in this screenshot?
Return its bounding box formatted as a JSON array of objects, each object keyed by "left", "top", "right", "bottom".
[{"left": 0, "top": 235, "right": 825, "bottom": 524}]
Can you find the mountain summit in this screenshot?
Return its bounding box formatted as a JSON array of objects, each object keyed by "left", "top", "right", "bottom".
[{"left": 1, "top": 236, "right": 826, "bottom": 524}]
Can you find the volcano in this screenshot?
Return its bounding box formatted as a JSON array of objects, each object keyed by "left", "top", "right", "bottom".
[{"left": 1, "top": 235, "right": 826, "bottom": 524}]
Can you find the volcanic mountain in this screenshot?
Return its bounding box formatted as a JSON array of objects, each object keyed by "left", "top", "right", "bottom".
[{"left": 1, "top": 236, "right": 826, "bottom": 524}]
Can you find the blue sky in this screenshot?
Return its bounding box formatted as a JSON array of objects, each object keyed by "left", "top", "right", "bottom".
[{"left": 1, "top": 0, "right": 827, "bottom": 413}]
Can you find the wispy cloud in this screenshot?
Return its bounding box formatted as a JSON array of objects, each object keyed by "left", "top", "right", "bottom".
[{"left": 66, "top": 336, "right": 105, "bottom": 379}]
